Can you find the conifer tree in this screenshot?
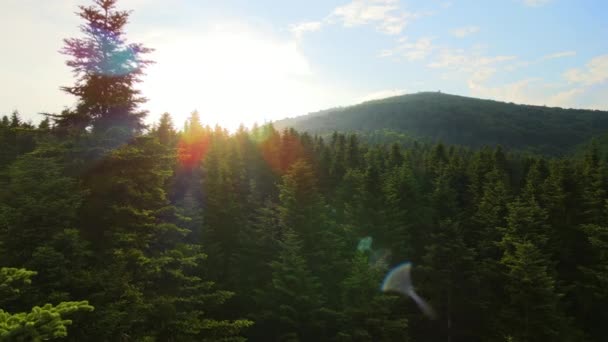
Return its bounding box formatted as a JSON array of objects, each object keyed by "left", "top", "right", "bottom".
[
  {"left": 387, "top": 142, "right": 404, "bottom": 169},
  {"left": 9, "top": 111, "right": 20, "bottom": 128},
  {"left": 502, "top": 197, "right": 550, "bottom": 250},
  {"left": 499, "top": 241, "right": 565, "bottom": 341},
  {"left": 579, "top": 143, "right": 607, "bottom": 225},
  {"left": 497, "top": 194, "right": 574, "bottom": 341},
  {"left": 76, "top": 135, "right": 251, "bottom": 340},
  {"left": 255, "top": 228, "right": 326, "bottom": 341},
  {"left": 154, "top": 112, "right": 177, "bottom": 147},
  {"left": 576, "top": 203, "right": 608, "bottom": 340},
  {"left": 338, "top": 253, "right": 409, "bottom": 341},
  {"left": 419, "top": 220, "right": 478, "bottom": 341},
  {"left": 472, "top": 167, "right": 511, "bottom": 257},
  {"left": 200, "top": 139, "right": 247, "bottom": 288},
  {"left": 59, "top": 0, "right": 152, "bottom": 134},
  {"left": 278, "top": 160, "right": 348, "bottom": 297},
  {"left": 382, "top": 163, "right": 426, "bottom": 259},
  {"left": 0, "top": 267, "right": 93, "bottom": 341},
  {"left": 0, "top": 149, "right": 85, "bottom": 273}
]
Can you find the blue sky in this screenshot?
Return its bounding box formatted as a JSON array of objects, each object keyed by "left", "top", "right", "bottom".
[{"left": 1, "top": 0, "right": 607, "bottom": 129}]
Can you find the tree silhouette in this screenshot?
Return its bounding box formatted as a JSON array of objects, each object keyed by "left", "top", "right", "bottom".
[{"left": 59, "top": 0, "right": 152, "bottom": 135}]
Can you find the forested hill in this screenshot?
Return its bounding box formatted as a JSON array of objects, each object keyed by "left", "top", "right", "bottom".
[{"left": 274, "top": 92, "right": 608, "bottom": 155}]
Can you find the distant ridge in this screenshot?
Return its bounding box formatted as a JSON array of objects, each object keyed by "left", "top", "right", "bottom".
[{"left": 274, "top": 92, "right": 608, "bottom": 155}]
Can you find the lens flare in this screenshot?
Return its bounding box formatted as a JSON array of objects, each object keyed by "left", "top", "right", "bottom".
[
  {"left": 370, "top": 248, "right": 391, "bottom": 269},
  {"left": 178, "top": 131, "right": 211, "bottom": 169},
  {"left": 357, "top": 236, "right": 373, "bottom": 252},
  {"left": 250, "top": 125, "right": 306, "bottom": 175},
  {"left": 381, "top": 262, "right": 436, "bottom": 319},
  {"left": 255, "top": 126, "right": 282, "bottom": 173},
  {"left": 89, "top": 25, "right": 141, "bottom": 77},
  {"left": 356, "top": 236, "right": 390, "bottom": 268}
]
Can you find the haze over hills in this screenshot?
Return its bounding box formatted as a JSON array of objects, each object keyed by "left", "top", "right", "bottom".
[{"left": 274, "top": 92, "right": 608, "bottom": 155}]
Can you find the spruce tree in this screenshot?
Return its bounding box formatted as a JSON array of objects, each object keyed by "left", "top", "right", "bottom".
[
  {"left": 59, "top": 0, "right": 152, "bottom": 135},
  {"left": 154, "top": 112, "right": 178, "bottom": 147},
  {"left": 499, "top": 241, "right": 565, "bottom": 341},
  {"left": 77, "top": 135, "right": 251, "bottom": 340},
  {"left": 577, "top": 206, "right": 608, "bottom": 340},
  {"left": 0, "top": 267, "right": 93, "bottom": 341},
  {"left": 255, "top": 228, "right": 326, "bottom": 341},
  {"left": 497, "top": 195, "right": 574, "bottom": 341},
  {"left": 338, "top": 253, "right": 409, "bottom": 341},
  {"left": 382, "top": 163, "right": 426, "bottom": 260},
  {"left": 419, "top": 220, "right": 478, "bottom": 341},
  {"left": 278, "top": 160, "right": 348, "bottom": 300},
  {"left": 200, "top": 138, "right": 247, "bottom": 288},
  {"left": 0, "top": 150, "right": 84, "bottom": 268}
]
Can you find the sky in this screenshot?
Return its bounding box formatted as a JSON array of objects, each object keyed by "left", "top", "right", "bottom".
[{"left": 1, "top": 0, "right": 607, "bottom": 129}]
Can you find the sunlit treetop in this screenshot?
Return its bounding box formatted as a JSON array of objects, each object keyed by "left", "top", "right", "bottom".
[{"left": 60, "top": 0, "right": 153, "bottom": 135}]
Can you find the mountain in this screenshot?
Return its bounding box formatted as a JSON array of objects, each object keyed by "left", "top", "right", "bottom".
[{"left": 274, "top": 92, "right": 608, "bottom": 155}]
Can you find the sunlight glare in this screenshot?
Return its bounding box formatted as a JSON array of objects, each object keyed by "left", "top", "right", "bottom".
[{"left": 140, "top": 24, "right": 318, "bottom": 130}]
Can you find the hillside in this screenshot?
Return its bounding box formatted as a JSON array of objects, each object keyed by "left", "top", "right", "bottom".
[{"left": 274, "top": 92, "right": 608, "bottom": 155}]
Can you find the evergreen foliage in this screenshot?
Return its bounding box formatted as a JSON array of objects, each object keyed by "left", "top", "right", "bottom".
[
  {"left": 2, "top": 1, "right": 607, "bottom": 340},
  {"left": 3, "top": 111, "right": 608, "bottom": 340},
  {"left": 0, "top": 267, "right": 93, "bottom": 341}
]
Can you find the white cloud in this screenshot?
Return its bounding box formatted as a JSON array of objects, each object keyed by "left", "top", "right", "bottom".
[
  {"left": 330, "top": 0, "right": 420, "bottom": 35},
  {"left": 381, "top": 39, "right": 586, "bottom": 109},
  {"left": 332, "top": 0, "right": 398, "bottom": 26},
  {"left": 469, "top": 77, "right": 589, "bottom": 109},
  {"left": 546, "top": 87, "right": 585, "bottom": 107},
  {"left": 470, "top": 68, "right": 497, "bottom": 84},
  {"left": 564, "top": 54, "right": 608, "bottom": 86},
  {"left": 427, "top": 50, "right": 467, "bottom": 68},
  {"left": 289, "top": 0, "right": 429, "bottom": 42},
  {"left": 378, "top": 49, "right": 394, "bottom": 57},
  {"left": 358, "top": 88, "right": 408, "bottom": 102},
  {"left": 504, "top": 51, "right": 576, "bottom": 71},
  {"left": 477, "top": 55, "right": 518, "bottom": 65},
  {"left": 468, "top": 78, "right": 540, "bottom": 104},
  {"left": 465, "top": 53, "right": 608, "bottom": 109},
  {"left": 380, "top": 37, "right": 435, "bottom": 61},
  {"left": 427, "top": 47, "right": 531, "bottom": 103},
  {"left": 428, "top": 48, "right": 516, "bottom": 70},
  {"left": 541, "top": 50, "right": 576, "bottom": 61},
  {"left": 290, "top": 21, "right": 323, "bottom": 38},
  {"left": 404, "top": 38, "right": 434, "bottom": 60},
  {"left": 378, "top": 14, "right": 409, "bottom": 35},
  {"left": 450, "top": 26, "right": 480, "bottom": 38},
  {"left": 521, "top": 0, "right": 552, "bottom": 7},
  {"left": 382, "top": 41, "right": 517, "bottom": 89}
]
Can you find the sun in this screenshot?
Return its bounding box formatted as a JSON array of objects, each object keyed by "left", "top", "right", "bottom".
[{"left": 140, "top": 24, "right": 320, "bottom": 130}]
